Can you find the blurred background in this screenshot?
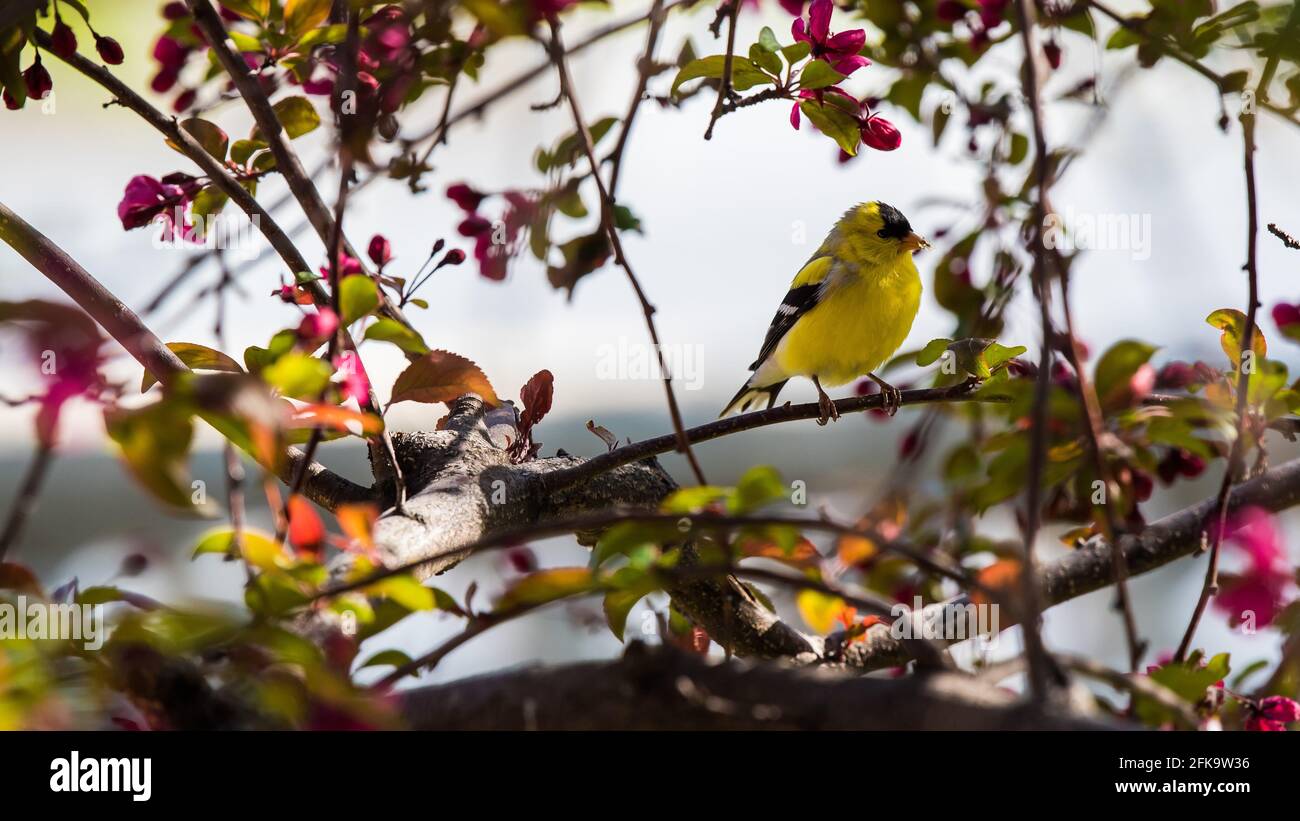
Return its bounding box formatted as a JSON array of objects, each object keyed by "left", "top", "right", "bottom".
[{"left": 2, "top": 0, "right": 1299, "bottom": 690}]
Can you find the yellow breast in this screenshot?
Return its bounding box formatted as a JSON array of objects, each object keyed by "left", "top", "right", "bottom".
[{"left": 775, "top": 255, "right": 921, "bottom": 386}]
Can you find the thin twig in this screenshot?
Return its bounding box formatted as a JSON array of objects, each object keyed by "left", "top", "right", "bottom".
[
  {"left": 544, "top": 17, "right": 709, "bottom": 486},
  {"left": 1011, "top": 0, "right": 1063, "bottom": 704},
  {"left": 1172, "top": 1, "right": 1292, "bottom": 657},
  {"left": 0, "top": 442, "right": 54, "bottom": 562},
  {"left": 608, "top": 0, "right": 667, "bottom": 199},
  {"left": 703, "top": 0, "right": 740, "bottom": 140},
  {"left": 540, "top": 380, "right": 999, "bottom": 496},
  {"left": 1268, "top": 222, "right": 1299, "bottom": 250}
]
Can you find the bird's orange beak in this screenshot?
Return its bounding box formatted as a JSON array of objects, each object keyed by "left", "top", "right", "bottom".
[{"left": 900, "top": 232, "right": 930, "bottom": 254}]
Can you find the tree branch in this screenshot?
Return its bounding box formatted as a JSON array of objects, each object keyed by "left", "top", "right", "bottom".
[
  {"left": 398, "top": 642, "right": 1126, "bottom": 730},
  {"left": 540, "top": 379, "right": 999, "bottom": 496}
]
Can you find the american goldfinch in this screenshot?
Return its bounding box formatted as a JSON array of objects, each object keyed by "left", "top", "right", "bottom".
[{"left": 720, "top": 201, "right": 928, "bottom": 425}]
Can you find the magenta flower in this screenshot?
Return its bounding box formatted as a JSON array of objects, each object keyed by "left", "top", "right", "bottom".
[
  {"left": 977, "top": 0, "right": 1008, "bottom": 28},
  {"left": 447, "top": 183, "right": 486, "bottom": 212},
  {"left": 116, "top": 174, "right": 198, "bottom": 235},
  {"left": 297, "top": 308, "right": 340, "bottom": 346},
  {"left": 1245, "top": 695, "right": 1300, "bottom": 731},
  {"left": 318, "top": 252, "right": 365, "bottom": 279},
  {"left": 1273, "top": 302, "right": 1300, "bottom": 338},
  {"left": 792, "top": 0, "right": 870, "bottom": 77},
  {"left": 332, "top": 351, "right": 371, "bottom": 405},
  {"left": 1212, "top": 507, "right": 1295, "bottom": 629}
]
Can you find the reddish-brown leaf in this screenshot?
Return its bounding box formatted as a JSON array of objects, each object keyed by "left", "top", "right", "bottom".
[{"left": 389, "top": 350, "right": 501, "bottom": 407}]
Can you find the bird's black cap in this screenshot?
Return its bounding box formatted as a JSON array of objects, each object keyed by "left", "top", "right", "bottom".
[{"left": 876, "top": 202, "right": 912, "bottom": 240}]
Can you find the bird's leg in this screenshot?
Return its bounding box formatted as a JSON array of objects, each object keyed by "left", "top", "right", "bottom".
[
  {"left": 812, "top": 375, "right": 839, "bottom": 426},
  {"left": 868, "top": 372, "right": 902, "bottom": 417}
]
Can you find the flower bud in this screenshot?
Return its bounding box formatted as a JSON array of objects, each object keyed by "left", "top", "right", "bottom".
[
  {"left": 1044, "top": 40, "right": 1062, "bottom": 70},
  {"left": 51, "top": 19, "right": 79, "bottom": 59},
  {"left": 24, "top": 58, "right": 53, "bottom": 100},
  {"left": 860, "top": 116, "right": 901, "bottom": 151},
  {"left": 367, "top": 234, "right": 392, "bottom": 268},
  {"left": 442, "top": 248, "right": 466, "bottom": 266},
  {"left": 95, "top": 34, "right": 125, "bottom": 65}
]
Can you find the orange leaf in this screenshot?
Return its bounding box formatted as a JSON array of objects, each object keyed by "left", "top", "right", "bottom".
[
  {"left": 0, "top": 562, "right": 44, "bottom": 596},
  {"left": 287, "top": 495, "right": 325, "bottom": 559},
  {"left": 291, "top": 403, "right": 384, "bottom": 436},
  {"left": 335, "top": 503, "right": 378, "bottom": 550},
  {"left": 389, "top": 350, "right": 500, "bottom": 407},
  {"left": 971, "top": 558, "right": 1022, "bottom": 607},
  {"left": 837, "top": 534, "right": 877, "bottom": 566}
]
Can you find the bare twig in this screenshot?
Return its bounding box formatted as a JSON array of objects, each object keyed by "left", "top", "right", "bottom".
[
  {"left": 1268, "top": 223, "right": 1299, "bottom": 250},
  {"left": 608, "top": 0, "right": 667, "bottom": 199},
  {"left": 544, "top": 17, "right": 709, "bottom": 486},
  {"left": 0, "top": 442, "right": 54, "bottom": 562},
  {"left": 1172, "top": 1, "right": 1295, "bottom": 658},
  {"left": 1011, "top": 0, "right": 1063, "bottom": 703},
  {"left": 539, "top": 380, "right": 999, "bottom": 497},
  {"left": 703, "top": 0, "right": 740, "bottom": 140}
]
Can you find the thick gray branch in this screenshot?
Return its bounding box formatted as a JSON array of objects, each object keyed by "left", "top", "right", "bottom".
[{"left": 398, "top": 642, "right": 1125, "bottom": 730}]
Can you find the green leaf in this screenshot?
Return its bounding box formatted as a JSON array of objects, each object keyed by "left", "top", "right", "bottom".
[
  {"left": 496, "top": 568, "right": 595, "bottom": 610},
  {"left": 338, "top": 275, "right": 379, "bottom": 325},
  {"left": 592, "top": 521, "right": 681, "bottom": 568},
  {"left": 799, "top": 60, "right": 846, "bottom": 91},
  {"left": 219, "top": 0, "right": 271, "bottom": 21},
  {"left": 171, "top": 118, "right": 229, "bottom": 161},
  {"left": 244, "top": 329, "right": 298, "bottom": 374},
  {"left": 1008, "top": 132, "right": 1029, "bottom": 165},
  {"left": 254, "top": 96, "right": 321, "bottom": 141},
  {"left": 230, "top": 138, "right": 268, "bottom": 166},
  {"left": 661, "top": 486, "right": 729, "bottom": 513},
  {"left": 602, "top": 568, "right": 659, "bottom": 641},
  {"left": 749, "top": 43, "right": 782, "bottom": 77},
  {"left": 799, "top": 100, "right": 861, "bottom": 156},
  {"left": 143, "top": 342, "right": 243, "bottom": 391},
  {"left": 729, "top": 465, "right": 784, "bottom": 514},
  {"left": 357, "top": 649, "right": 414, "bottom": 670},
  {"left": 671, "top": 55, "right": 775, "bottom": 96},
  {"left": 757, "top": 26, "right": 781, "bottom": 52},
  {"left": 105, "top": 399, "right": 213, "bottom": 514},
  {"left": 263, "top": 352, "right": 332, "bottom": 399},
  {"left": 363, "top": 318, "right": 429, "bottom": 355},
  {"left": 1094, "top": 340, "right": 1158, "bottom": 407},
  {"left": 1207, "top": 308, "right": 1266, "bottom": 370},
  {"left": 364, "top": 575, "right": 435, "bottom": 611},
  {"left": 916, "top": 338, "right": 953, "bottom": 367},
  {"left": 780, "top": 41, "right": 811, "bottom": 64},
  {"left": 192, "top": 528, "right": 281, "bottom": 562},
  {"left": 284, "top": 0, "right": 332, "bottom": 40}
]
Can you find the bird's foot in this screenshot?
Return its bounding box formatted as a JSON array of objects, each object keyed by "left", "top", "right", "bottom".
[
  {"left": 869, "top": 373, "right": 902, "bottom": 417},
  {"left": 813, "top": 376, "right": 839, "bottom": 426}
]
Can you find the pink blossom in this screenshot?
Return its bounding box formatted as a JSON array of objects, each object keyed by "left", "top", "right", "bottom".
[
  {"left": 792, "top": 0, "right": 870, "bottom": 77},
  {"left": 297, "top": 308, "right": 339, "bottom": 345},
  {"left": 116, "top": 174, "right": 197, "bottom": 234},
  {"left": 1273, "top": 302, "right": 1300, "bottom": 335},
  {"left": 1245, "top": 696, "right": 1300, "bottom": 731},
  {"left": 1212, "top": 507, "right": 1295, "bottom": 628},
  {"left": 332, "top": 351, "right": 371, "bottom": 405}
]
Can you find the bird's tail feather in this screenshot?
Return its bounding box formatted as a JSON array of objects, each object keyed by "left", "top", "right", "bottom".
[{"left": 719, "top": 379, "right": 789, "bottom": 417}]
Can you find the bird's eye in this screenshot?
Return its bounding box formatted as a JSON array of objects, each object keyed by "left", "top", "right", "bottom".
[{"left": 876, "top": 229, "right": 887, "bottom": 239}]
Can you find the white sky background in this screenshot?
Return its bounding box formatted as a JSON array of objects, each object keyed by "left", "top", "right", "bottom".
[{"left": 2, "top": 1, "right": 1300, "bottom": 687}]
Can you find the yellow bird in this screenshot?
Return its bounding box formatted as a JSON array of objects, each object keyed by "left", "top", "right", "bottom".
[{"left": 720, "top": 201, "right": 928, "bottom": 425}]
